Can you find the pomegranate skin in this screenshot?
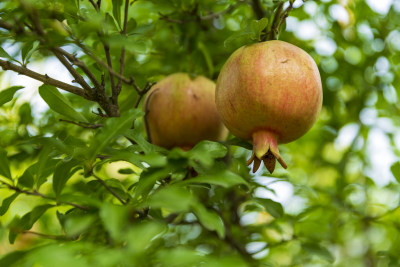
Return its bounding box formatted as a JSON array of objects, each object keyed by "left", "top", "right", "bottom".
[
  {"left": 216, "top": 40, "right": 323, "bottom": 173},
  {"left": 144, "top": 73, "right": 228, "bottom": 149}
]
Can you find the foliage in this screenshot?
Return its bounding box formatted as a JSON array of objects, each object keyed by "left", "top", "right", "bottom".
[{"left": 0, "top": 0, "right": 400, "bottom": 266}]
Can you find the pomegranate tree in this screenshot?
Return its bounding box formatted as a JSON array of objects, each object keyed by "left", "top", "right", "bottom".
[
  {"left": 216, "top": 40, "right": 323, "bottom": 173},
  {"left": 144, "top": 73, "right": 228, "bottom": 150}
]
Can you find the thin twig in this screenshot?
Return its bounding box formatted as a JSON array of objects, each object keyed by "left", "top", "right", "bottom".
[
  {"left": 134, "top": 81, "right": 155, "bottom": 108},
  {"left": 88, "top": 0, "right": 99, "bottom": 11},
  {"left": 103, "top": 41, "right": 116, "bottom": 91},
  {"left": 159, "top": 1, "right": 246, "bottom": 24},
  {"left": 53, "top": 47, "right": 103, "bottom": 91},
  {"left": 114, "top": 0, "right": 130, "bottom": 105},
  {"left": 22, "top": 230, "right": 69, "bottom": 240},
  {"left": 91, "top": 172, "right": 127, "bottom": 205},
  {"left": 59, "top": 119, "right": 104, "bottom": 129},
  {"left": 266, "top": 1, "right": 294, "bottom": 40},
  {"left": 0, "top": 59, "right": 87, "bottom": 97},
  {"left": 0, "top": 181, "right": 90, "bottom": 210},
  {"left": 51, "top": 50, "right": 94, "bottom": 94}
]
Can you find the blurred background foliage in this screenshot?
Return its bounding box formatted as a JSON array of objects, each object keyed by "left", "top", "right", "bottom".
[{"left": 1, "top": 0, "right": 400, "bottom": 266}]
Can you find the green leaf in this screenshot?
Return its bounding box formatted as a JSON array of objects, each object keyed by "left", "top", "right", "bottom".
[
  {"left": 127, "top": 221, "right": 166, "bottom": 254},
  {"left": 64, "top": 214, "right": 96, "bottom": 237},
  {"left": 224, "top": 137, "right": 253, "bottom": 150},
  {"left": 180, "top": 170, "right": 248, "bottom": 188},
  {"left": 89, "top": 109, "right": 143, "bottom": 160},
  {"left": 112, "top": 0, "right": 123, "bottom": 29},
  {"left": 192, "top": 203, "right": 225, "bottom": 238},
  {"left": 0, "top": 250, "right": 28, "bottom": 267},
  {"left": 125, "top": 128, "right": 160, "bottom": 154},
  {"left": 147, "top": 186, "right": 194, "bottom": 212},
  {"left": 189, "top": 140, "right": 227, "bottom": 167},
  {"left": 38, "top": 84, "right": 88, "bottom": 122},
  {"left": 0, "top": 192, "right": 19, "bottom": 216},
  {"left": 53, "top": 159, "right": 80, "bottom": 197},
  {"left": 251, "top": 18, "right": 269, "bottom": 41},
  {"left": 20, "top": 204, "right": 54, "bottom": 230},
  {"left": 100, "top": 202, "right": 129, "bottom": 240},
  {"left": 390, "top": 162, "right": 400, "bottom": 183},
  {"left": 9, "top": 204, "right": 53, "bottom": 243},
  {"left": 18, "top": 167, "right": 34, "bottom": 188},
  {"left": 35, "top": 145, "right": 53, "bottom": 188},
  {"left": 0, "top": 147, "right": 12, "bottom": 180},
  {"left": 126, "top": 18, "right": 137, "bottom": 34},
  {"left": 133, "top": 168, "right": 172, "bottom": 202},
  {"left": 21, "top": 41, "right": 39, "bottom": 64},
  {"left": 0, "top": 86, "right": 24, "bottom": 107},
  {"left": 302, "top": 243, "right": 335, "bottom": 263},
  {"left": 224, "top": 31, "right": 254, "bottom": 48},
  {"left": 0, "top": 46, "right": 13, "bottom": 60},
  {"left": 255, "top": 198, "right": 284, "bottom": 218}
]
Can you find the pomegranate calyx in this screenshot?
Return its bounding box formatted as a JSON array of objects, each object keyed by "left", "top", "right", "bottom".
[{"left": 246, "top": 130, "right": 288, "bottom": 173}]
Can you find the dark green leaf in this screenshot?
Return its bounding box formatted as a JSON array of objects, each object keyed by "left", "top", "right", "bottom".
[
  {"left": 147, "top": 186, "right": 194, "bottom": 212},
  {"left": 126, "top": 18, "right": 137, "bottom": 34},
  {"left": 53, "top": 159, "right": 80, "bottom": 197},
  {"left": 180, "top": 170, "right": 248, "bottom": 188},
  {"left": 100, "top": 202, "right": 129, "bottom": 240},
  {"left": 0, "top": 192, "right": 19, "bottom": 216},
  {"left": 35, "top": 145, "right": 53, "bottom": 188},
  {"left": 0, "top": 47, "right": 13, "bottom": 60},
  {"left": 0, "top": 147, "right": 12, "bottom": 180},
  {"left": 125, "top": 128, "right": 161, "bottom": 154},
  {"left": 0, "top": 86, "right": 24, "bottom": 107},
  {"left": 192, "top": 203, "right": 225, "bottom": 238},
  {"left": 0, "top": 250, "right": 28, "bottom": 266},
  {"left": 38, "top": 84, "right": 88, "bottom": 122},
  {"left": 19, "top": 204, "right": 54, "bottom": 230},
  {"left": 112, "top": 0, "right": 123, "bottom": 29},
  {"left": 88, "top": 109, "right": 143, "bottom": 160},
  {"left": 224, "top": 31, "right": 254, "bottom": 48},
  {"left": 21, "top": 41, "right": 39, "bottom": 64},
  {"left": 133, "top": 168, "right": 172, "bottom": 201},
  {"left": 189, "top": 140, "right": 227, "bottom": 167},
  {"left": 302, "top": 243, "right": 335, "bottom": 263},
  {"left": 390, "top": 162, "right": 400, "bottom": 183},
  {"left": 251, "top": 18, "right": 269, "bottom": 41},
  {"left": 255, "top": 198, "right": 284, "bottom": 218}
]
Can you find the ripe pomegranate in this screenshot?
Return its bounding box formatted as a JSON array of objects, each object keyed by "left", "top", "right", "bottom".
[
  {"left": 144, "top": 73, "right": 228, "bottom": 150},
  {"left": 216, "top": 40, "right": 323, "bottom": 173}
]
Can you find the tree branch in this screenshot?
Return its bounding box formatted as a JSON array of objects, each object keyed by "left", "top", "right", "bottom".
[
  {"left": 159, "top": 1, "right": 246, "bottom": 24},
  {"left": 91, "top": 172, "right": 127, "bottom": 205},
  {"left": 114, "top": 0, "right": 130, "bottom": 105},
  {"left": 59, "top": 119, "right": 104, "bottom": 129},
  {"left": 0, "top": 180, "right": 90, "bottom": 210},
  {"left": 53, "top": 47, "right": 103, "bottom": 91},
  {"left": 0, "top": 59, "right": 87, "bottom": 98},
  {"left": 22, "top": 230, "right": 70, "bottom": 240}
]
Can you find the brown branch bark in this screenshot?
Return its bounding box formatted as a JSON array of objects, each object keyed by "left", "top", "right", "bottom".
[
  {"left": 0, "top": 59, "right": 87, "bottom": 98},
  {"left": 0, "top": 180, "right": 89, "bottom": 210},
  {"left": 53, "top": 47, "right": 103, "bottom": 91},
  {"left": 113, "top": 0, "right": 130, "bottom": 105},
  {"left": 59, "top": 119, "right": 104, "bottom": 129}
]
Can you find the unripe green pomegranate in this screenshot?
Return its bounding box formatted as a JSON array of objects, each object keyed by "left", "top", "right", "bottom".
[
  {"left": 144, "top": 73, "right": 228, "bottom": 150},
  {"left": 216, "top": 40, "right": 323, "bottom": 173}
]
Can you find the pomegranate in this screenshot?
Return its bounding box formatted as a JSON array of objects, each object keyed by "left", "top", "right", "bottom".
[
  {"left": 216, "top": 40, "right": 323, "bottom": 173},
  {"left": 144, "top": 73, "right": 228, "bottom": 150}
]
